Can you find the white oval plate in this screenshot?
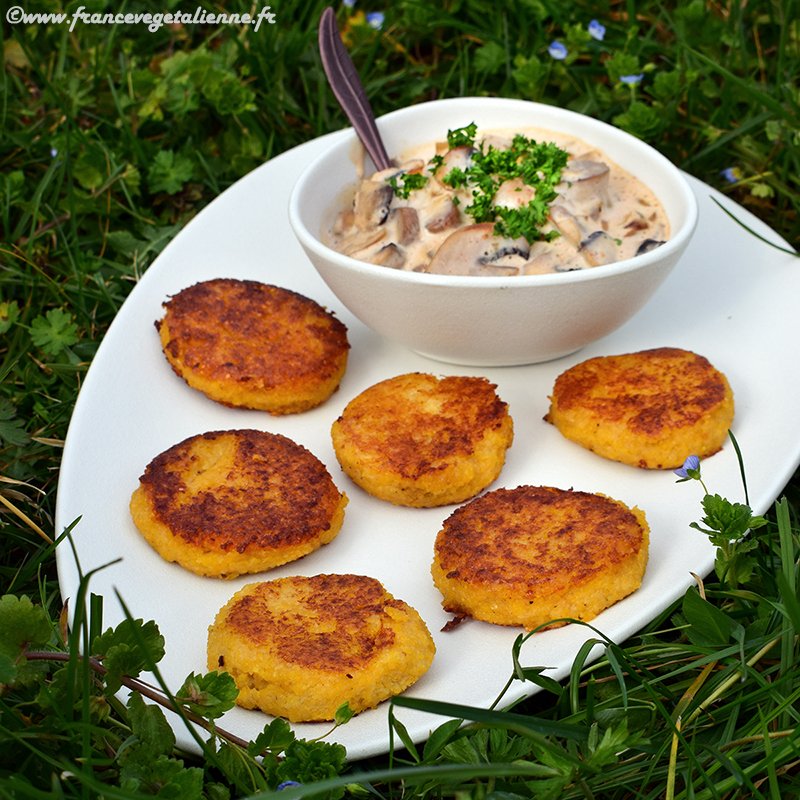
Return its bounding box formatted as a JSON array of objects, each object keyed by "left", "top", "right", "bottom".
[{"left": 55, "top": 129, "right": 800, "bottom": 761}]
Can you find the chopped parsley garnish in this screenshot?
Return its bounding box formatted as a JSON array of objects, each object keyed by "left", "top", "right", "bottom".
[
  {"left": 382, "top": 124, "right": 569, "bottom": 240},
  {"left": 441, "top": 166, "right": 469, "bottom": 189},
  {"left": 432, "top": 123, "right": 570, "bottom": 243},
  {"left": 427, "top": 153, "right": 445, "bottom": 172},
  {"left": 387, "top": 170, "right": 429, "bottom": 199},
  {"left": 446, "top": 122, "right": 478, "bottom": 149}
]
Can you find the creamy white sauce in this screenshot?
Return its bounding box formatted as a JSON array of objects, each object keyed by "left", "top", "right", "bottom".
[{"left": 324, "top": 127, "right": 670, "bottom": 276}]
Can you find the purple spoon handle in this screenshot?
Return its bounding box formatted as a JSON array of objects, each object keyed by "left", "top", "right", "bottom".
[{"left": 318, "top": 7, "right": 392, "bottom": 172}]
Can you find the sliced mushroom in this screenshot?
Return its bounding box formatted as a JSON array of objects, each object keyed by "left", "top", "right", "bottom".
[
  {"left": 548, "top": 205, "right": 585, "bottom": 246},
  {"left": 560, "top": 159, "right": 610, "bottom": 217},
  {"left": 478, "top": 133, "right": 514, "bottom": 151},
  {"left": 523, "top": 240, "right": 585, "bottom": 274},
  {"left": 353, "top": 180, "right": 394, "bottom": 229},
  {"left": 623, "top": 215, "right": 650, "bottom": 236},
  {"left": 342, "top": 226, "right": 387, "bottom": 258},
  {"left": 372, "top": 159, "right": 425, "bottom": 184},
  {"left": 522, "top": 250, "right": 563, "bottom": 274},
  {"left": 433, "top": 145, "right": 475, "bottom": 184},
  {"left": 493, "top": 178, "right": 536, "bottom": 210},
  {"left": 579, "top": 230, "right": 618, "bottom": 267},
  {"left": 372, "top": 243, "right": 405, "bottom": 268},
  {"left": 424, "top": 196, "right": 461, "bottom": 233},
  {"left": 386, "top": 207, "right": 420, "bottom": 245},
  {"left": 636, "top": 238, "right": 665, "bottom": 255},
  {"left": 428, "top": 222, "right": 530, "bottom": 276},
  {"left": 331, "top": 208, "right": 355, "bottom": 235}
]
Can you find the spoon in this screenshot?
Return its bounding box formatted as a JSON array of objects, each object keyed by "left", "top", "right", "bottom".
[{"left": 318, "top": 7, "right": 392, "bottom": 171}]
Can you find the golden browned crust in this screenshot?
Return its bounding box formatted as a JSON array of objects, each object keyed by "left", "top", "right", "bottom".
[
  {"left": 156, "top": 278, "right": 349, "bottom": 414},
  {"left": 207, "top": 574, "right": 436, "bottom": 721},
  {"left": 130, "top": 429, "right": 347, "bottom": 578},
  {"left": 331, "top": 373, "right": 514, "bottom": 507},
  {"left": 546, "top": 347, "right": 734, "bottom": 469},
  {"left": 431, "top": 485, "right": 649, "bottom": 630}
]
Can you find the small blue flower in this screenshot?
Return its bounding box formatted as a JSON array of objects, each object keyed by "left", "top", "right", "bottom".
[
  {"left": 548, "top": 40, "right": 568, "bottom": 60},
  {"left": 619, "top": 73, "right": 644, "bottom": 85},
  {"left": 277, "top": 781, "right": 302, "bottom": 791},
  {"left": 50, "top": 147, "right": 58, "bottom": 158},
  {"left": 587, "top": 19, "right": 606, "bottom": 40},
  {"left": 366, "top": 11, "right": 384, "bottom": 29},
  {"left": 674, "top": 455, "right": 701, "bottom": 479},
  {"left": 720, "top": 166, "right": 742, "bottom": 184},
  {"left": 342, "top": 0, "right": 356, "bottom": 6}
]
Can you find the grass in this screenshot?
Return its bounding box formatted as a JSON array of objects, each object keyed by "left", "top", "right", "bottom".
[{"left": 1, "top": 0, "right": 799, "bottom": 797}]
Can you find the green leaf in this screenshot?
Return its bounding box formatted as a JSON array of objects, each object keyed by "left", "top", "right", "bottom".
[
  {"left": 775, "top": 570, "right": 800, "bottom": 633},
  {"left": 440, "top": 734, "right": 482, "bottom": 765},
  {"left": 612, "top": 101, "right": 664, "bottom": 139},
  {"left": 694, "top": 494, "right": 760, "bottom": 543},
  {"left": 717, "top": 547, "right": 758, "bottom": 587},
  {"left": 215, "top": 741, "right": 269, "bottom": 795},
  {"left": 474, "top": 42, "right": 506, "bottom": 74},
  {"left": 388, "top": 707, "right": 419, "bottom": 761},
  {"left": 29, "top": 308, "right": 79, "bottom": 356},
  {"left": 563, "top": 21, "right": 592, "bottom": 51},
  {"left": 0, "top": 399, "right": 29, "bottom": 447},
  {"left": 273, "top": 739, "right": 347, "bottom": 795},
  {"left": 121, "top": 691, "right": 176, "bottom": 762},
  {"left": 105, "top": 229, "right": 146, "bottom": 257},
  {"left": 0, "top": 300, "right": 20, "bottom": 334},
  {"left": 248, "top": 717, "right": 296, "bottom": 757},
  {"left": 750, "top": 182, "right": 775, "bottom": 199},
  {"left": 0, "top": 594, "right": 52, "bottom": 684},
  {"left": 175, "top": 671, "right": 238, "bottom": 720},
  {"left": 651, "top": 70, "right": 684, "bottom": 102},
  {"left": 593, "top": 704, "right": 654, "bottom": 733},
  {"left": 682, "top": 587, "right": 741, "bottom": 647},
  {"left": 117, "top": 693, "right": 208, "bottom": 797},
  {"left": 147, "top": 150, "right": 194, "bottom": 195},
  {"left": 513, "top": 665, "right": 563, "bottom": 695},
  {"left": 605, "top": 52, "right": 641, "bottom": 84},
  {"left": 0, "top": 170, "right": 25, "bottom": 204},
  {"left": 92, "top": 618, "right": 165, "bottom": 693},
  {"left": 586, "top": 721, "right": 638, "bottom": 769},
  {"left": 334, "top": 701, "right": 354, "bottom": 726},
  {"left": 422, "top": 718, "right": 463, "bottom": 761},
  {"left": 121, "top": 753, "right": 204, "bottom": 798},
  {"left": 73, "top": 145, "right": 107, "bottom": 191},
  {"left": 201, "top": 69, "right": 257, "bottom": 116},
  {"left": 512, "top": 54, "right": 546, "bottom": 98}
]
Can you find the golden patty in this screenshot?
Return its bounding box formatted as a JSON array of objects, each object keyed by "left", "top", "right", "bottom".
[
  {"left": 207, "top": 574, "right": 436, "bottom": 722},
  {"left": 129, "top": 429, "right": 347, "bottom": 578},
  {"left": 330, "top": 373, "right": 514, "bottom": 507},
  {"left": 431, "top": 485, "right": 649, "bottom": 631},
  {"left": 156, "top": 278, "right": 349, "bottom": 414},
  {"left": 546, "top": 347, "right": 734, "bottom": 469}
]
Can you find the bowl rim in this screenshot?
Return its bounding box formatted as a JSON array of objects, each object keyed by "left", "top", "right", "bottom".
[{"left": 288, "top": 96, "right": 699, "bottom": 288}]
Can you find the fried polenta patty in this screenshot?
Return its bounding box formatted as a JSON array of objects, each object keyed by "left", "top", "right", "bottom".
[
  {"left": 207, "top": 574, "right": 436, "bottom": 722},
  {"left": 129, "top": 429, "right": 347, "bottom": 578},
  {"left": 431, "top": 485, "right": 649, "bottom": 630},
  {"left": 331, "top": 373, "right": 514, "bottom": 507},
  {"left": 546, "top": 347, "right": 734, "bottom": 469},
  {"left": 156, "top": 278, "right": 349, "bottom": 414}
]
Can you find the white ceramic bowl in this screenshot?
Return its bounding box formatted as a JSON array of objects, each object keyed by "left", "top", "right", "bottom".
[{"left": 289, "top": 97, "right": 698, "bottom": 366}]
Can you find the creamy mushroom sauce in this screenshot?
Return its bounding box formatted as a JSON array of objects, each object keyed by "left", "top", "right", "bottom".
[{"left": 324, "top": 127, "right": 670, "bottom": 276}]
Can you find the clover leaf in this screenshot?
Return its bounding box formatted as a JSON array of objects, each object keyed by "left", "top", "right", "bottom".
[{"left": 30, "top": 308, "right": 79, "bottom": 356}]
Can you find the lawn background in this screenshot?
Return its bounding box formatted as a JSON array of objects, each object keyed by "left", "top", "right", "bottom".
[{"left": 2, "top": 1, "right": 799, "bottom": 797}]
